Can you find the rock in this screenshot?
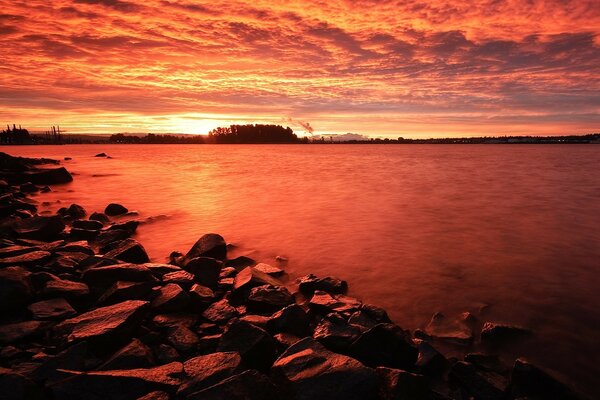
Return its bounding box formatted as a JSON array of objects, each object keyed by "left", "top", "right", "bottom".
[
  {"left": 53, "top": 300, "right": 149, "bottom": 349},
  {"left": 424, "top": 312, "right": 473, "bottom": 345},
  {"left": 449, "top": 361, "right": 507, "bottom": 400},
  {"left": 186, "top": 369, "right": 279, "bottom": 400},
  {"left": 143, "top": 263, "right": 182, "bottom": 278},
  {"left": 108, "top": 220, "right": 138, "bottom": 235},
  {"left": 57, "top": 241, "right": 95, "bottom": 255},
  {"left": 25, "top": 166, "right": 72, "bottom": 185},
  {"left": 0, "top": 367, "right": 45, "bottom": 400},
  {"left": 348, "top": 310, "right": 378, "bottom": 329},
  {"left": 239, "top": 314, "right": 270, "bottom": 329},
  {"left": 20, "top": 182, "right": 38, "bottom": 193},
  {"left": 0, "top": 266, "right": 33, "bottom": 311},
  {"left": 95, "top": 153, "right": 108, "bottom": 157},
  {"left": 308, "top": 290, "right": 361, "bottom": 315},
  {"left": 273, "top": 332, "right": 301, "bottom": 351},
  {"left": 30, "top": 341, "right": 89, "bottom": 382},
  {"left": 95, "top": 229, "right": 131, "bottom": 249},
  {"left": 58, "top": 204, "right": 86, "bottom": 219},
  {"left": 225, "top": 255, "right": 256, "bottom": 269},
  {"left": 11, "top": 215, "right": 65, "bottom": 240},
  {"left": 28, "top": 298, "right": 76, "bottom": 320},
  {"left": 217, "top": 319, "right": 278, "bottom": 371},
  {"left": 0, "top": 244, "right": 41, "bottom": 258},
  {"left": 89, "top": 212, "right": 110, "bottom": 224},
  {"left": 247, "top": 284, "right": 294, "bottom": 313},
  {"left": 98, "top": 281, "right": 155, "bottom": 305},
  {"left": 189, "top": 283, "right": 215, "bottom": 306},
  {"left": 72, "top": 219, "right": 103, "bottom": 231},
  {"left": 177, "top": 352, "right": 242, "bottom": 397},
  {"left": 182, "top": 233, "right": 227, "bottom": 264},
  {"left": 298, "top": 274, "right": 348, "bottom": 295},
  {"left": 98, "top": 338, "right": 155, "bottom": 370},
  {"left": 313, "top": 313, "right": 362, "bottom": 352},
  {"left": 509, "top": 358, "right": 579, "bottom": 400},
  {"left": 166, "top": 324, "right": 198, "bottom": 353},
  {"left": 376, "top": 367, "right": 429, "bottom": 400},
  {"left": 267, "top": 304, "right": 311, "bottom": 337},
  {"left": 196, "top": 334, "right": 221, "bottom": 354},
  {"left": 82, "top": 263, "right": 157, "bottom": 291},
  {"left": 233, "top": 266, "right": 283, "bottom": 294},
  {"left": 162, "top": 270, "right": 195, "bottom": 288},
  {"left": 183, "top": 257, "right": 222, "bottom": 288},
  {"left": 415, "top": 340, "right": 449, "bottom": 376},
  {"left": 464, "top": 353, "right": 509, "bottom": 374},
  {"left": 271, "top": 337, "right": 379, "bottom": 400},
  {"left": 202, "top": 299, "right": 238, "bottom": 323},
  {"left": 104, "top": 239, "right": 150, "bottom": 264},
  {"left": 480, "top": 322, "right": 532, "bottom": 347},
  {"left": 104, "top": 203, "right": 128, "bottom": 216},
  {"left": 152, "top": 313, "right": 197, "bottom": 329},
  {"left": 137, "top": 391, "right": 169, "bottom": 400},
  {"left": 49, "top": 361, "right": 183, "bottom": 400},
  {"left": 0, "top": 321, "right": 45, "bottom": 344},
  {"left": 154, "top": 344, "right": 179, "bottom": 364},
  {"left": 349, "top": 323, "right": 418, "bottom": 370},
  {"left": 0, "top": 249, "right": 51, "bottom": 267},
  {"left": 253, "top": 262, "right": 284, "bottom": 276},
  {"left": 43, "top": 278, "right": 90, "bottom": 299},
  {"left": 151, "top": 283, "right": 189, "bottom": 312}
]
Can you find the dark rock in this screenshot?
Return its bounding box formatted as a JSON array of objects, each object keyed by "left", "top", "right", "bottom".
[
  {"left": 28, "top": 298, "right": 76, "bottom": 320},
  {"left": 89, "top": 212, "right": 110, "bottom": 224},
  {"left": 464, "top": 353, "right": 509, "bottom": 374},
  {"left": 166, "top": 324, "right": 198, "bottom": 353},
  {"left": 348, "top": 310, "right": 379, "bottom": 329},
  {"left": 186, "top": 369, "right": 279, "bottom": 400},
  {"left": 57, "top": 241, "right": 95, "bottom": 255},
  {"left": 95, "top": 153, "right": 107, "bottom": 157},
  {"left": 233, "top": 266, "right": 282, "bottom": 294},
  {"left": 273, "top": 332, "right": 301, "bottom": 351},
  {"left": 202, "top": 298, "right": 238, "bottom": 323},
  {"left": 360, "top": 303, "right": 392, "bottom": 323},
  {"left": 20, "top": 182, "right": 38, "bottom": 193},
  {"left": 94, "top": 229, "right": 131, "bottom": 249},
  {"left": 42, "top": 278, "right": 90, "bottom": 299},
  {"left": 480, "top": 322, "right": 532, "bottom": 347},
  {"left": 53, "top": 300, "right": 149, "bottom": 349},
  {"left": 98, "top": 338, "right": 155, "bottom": 370},
  {"left": 58, "top": 204, "right": 86, "bottom": 219},
  {"left": 82, "top": 263, "right": 157, "bottom": 291},
  {"left": 11, "top": 215, "right": 65, "bottom": 240},
  {"left": 0, "top": 266, "right": 33, "bottom": 311},
  {"left": 184, "top": 256, "right": 222, "bottom": 288},
  {"left": 298, "top": 274, "right": 348, "bottom": 295},
  {"left": 177, "top": 351, "right": 242, "bottom": 397},
  {"left": 49, "top": 361, "right": 183, "bottom": 400},
  {"left": 217, "top": 319, "right": 278, "bottom": 371},
  {"left": 309, "top": 290, "right": 361, "bottom": 315},
  {"left": 105, "top": 239, "right": 150, "bottom": 263},
  {"left": 104, "top": 203, "right": 128, "bottom": 216},
  {"left": 225, "top": 255, "right": 256, "bottom": 269},
  {"left": 151, "top": 283, "right": 189, "bottom": 312},
  {"left": 376, "top": 367, "right": 429, "bottom": 400},
  {"left": 162, "top": 270, "right": 195, "bottom": 289},
  {"left": 314, "top": 313, "right": 362, "bottom": 352},
  {"left": 449, "top": 361, "right": 507, "bottom": 400},
  {"left": 0, "top": 244, "right": 41, "bottom": 258},
  {"left": 425, "top": 312, "right": 473, "bottom": 345},
  {"left": 154, "top": 344, "right": 179, "bottom": 364},
  {"left": 196, "top": 334, "right": 221, "bottom": 354},
  {"left": 253, "top": 262, "right": 284, "bottom": 276},
  {"left": 271, "top": 337, "right": 379, "bottom": 400},
  {"left": 152, "top": 313, "right": 197, "bottom": 329},
  {"left": 182, "top": 233, "right": 227, "bottom": 264},
  {"left": 108, "top": 220, "right": 138, "bottom": 235},
  {"left": 239, "top": 314, "right": 270, "bottom": 329},
  {"left": 349, "top": 323, "right": 418, "bottom": 370},
  {"left": 0, "top": 321, "right": 45, "bottom": 344},
  {"left": 415, "top": 339, "right": 449, "bottom": 376},
  {"left": 30, "top": 341, "right": 89, "bottom": 382},
  {"left": 247, "top": 284, "right": 294, "bottom": 313},
  {"left": 0, "top": 367, "right": 45, "bottom": 400},
  {"left": 72, "top": 219, "right": 103, "bottom": 231},
  {"left": 219, "top": 266, "right": 237, "bottom": 278},
  {"left": 98, "top": 281, "right": 155, "bottom": 305},
  {"left": 24, "top": 167, "right": 72, "bottom": 185},
  {"left": 189, "top": 283, "right": 215, "bottom": 306},
  {"left": 267, "top": 304, "right": 311, "bottom": 337},
  {"left": 509, "top": 358, "right": 579, "bottom": 400},
  {"left": 137, "top": 391, "right": 169, "bottom": 400},
  {"left": 143, "top": 263, "right": 182, "bottom": 278}
]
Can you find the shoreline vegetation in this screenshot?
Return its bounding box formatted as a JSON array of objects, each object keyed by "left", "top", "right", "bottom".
[
  {"left": 0, "top": 151, "right": 586, "bottom": 400},
  {"left": 2, "top": 123, "right": 599, "bottom": 145}
]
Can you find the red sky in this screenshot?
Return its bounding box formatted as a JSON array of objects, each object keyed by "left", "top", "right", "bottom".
[{"left": 0, "top": 0, "right": 599, "bottom": 137}]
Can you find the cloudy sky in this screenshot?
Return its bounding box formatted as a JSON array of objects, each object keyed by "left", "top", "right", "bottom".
[{"left": 0, "top": 0, "right": 599, "bottom": 137}]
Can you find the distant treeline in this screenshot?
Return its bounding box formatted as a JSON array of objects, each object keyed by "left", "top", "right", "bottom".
[
  {"left": 1, "top": 124, "right": 31, "bottom": 144},
  {"left": 207, "top": 124, "right": 308, "bottom": 143},
  {"left": 109, "top": 133, "right": 205, "bottom": 144}
]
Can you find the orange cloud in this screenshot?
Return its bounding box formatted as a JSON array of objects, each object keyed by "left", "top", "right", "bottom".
[{"left": 0, "top": 0, "right": 598, "bottom": 136}]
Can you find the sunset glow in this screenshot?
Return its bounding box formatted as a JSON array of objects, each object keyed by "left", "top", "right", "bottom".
[{"left": 1, "top": 0, "right": 599, "bottom": 137}]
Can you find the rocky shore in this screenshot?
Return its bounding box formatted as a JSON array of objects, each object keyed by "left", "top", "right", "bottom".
[{"left": 0, "top": 151, "right": 583, "bottom": 400}]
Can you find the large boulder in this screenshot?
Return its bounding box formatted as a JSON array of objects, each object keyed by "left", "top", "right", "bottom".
[
  {"left": 217, "top": 319, "right": 278, "bottom": 371},
  {"left": 49, "top": 362, "right": 183, "bottom": 400},
  {"left": 104, "top": 239, "right": 150, "bottom": 264},
  {"left": 177, "top": 351, "right": 242, "bottom": 397},
  {"left": 349, "top": 323, "right": 418, "bottom": 370},
  {"left": 53, "top": 300, "right": 149, "bottom": 349},
  {"left": 508, "top": 358, "right": 580, "bottom": 400},
  {"left": 271, "top": 337, "right": 379, "bottom": 400},
  {"left": 182, "top": 234, "right": 227, "bottom": 264},
  {"left": 0, "top": 266, "right": 33, "bottom": 311},
  {"left": 72, "top": 219, "right": 103, "bottom": 231},
  {"left": 186, "top": 369, "right": 279, "bottom": 400},
  {"left": 24, "top": 167, "right": 73, "bottom": 185},
  {"left": 104, "top": 203, "right": 128, "bottom": 216},
  {"left": 184, "top": 257, "right": 222, "bottom": 288},
  {"left": 313, "top": 313, "right": 362, "bottom": 353},
  {"left": 247, "top": 284, "right": 294, "bottom": 313},
  {"left": 267, "top": 304, "right": 311, "bottom": 337},
  {"left": 11, "top": 215, "right": 65, "bottom": 241}
]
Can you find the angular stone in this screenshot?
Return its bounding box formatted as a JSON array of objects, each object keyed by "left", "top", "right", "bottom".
[
  {"left": 49, "top": 362, "right": 183, "bottom": 400},
  {"left": 247, "top": 284, "right": 294, "bottom": 313},
  {"left": 415, "top": 339, "right": 449, "bottom": 376},
  {"left": 0, "top": 250, "right": 51, "bottom": 266},
  {"left": 43, "top": 279, "right": 90, "bottom": 299},
  {"left": 217, "top": 319, "right": 278, "bottom": 371},
  {"left": 82, "top": 263, "right": 157, "bottom": 290},
  {"left": 184, "top": 257, "right": 222, "bottom": 288},
  {"left": 314, "top": 313, "right": 362, "bottom": 352},
  {"left": 309, "top": 290, "right": 361, "bottom": 315},
  {"left": 98, "top": 338, "right": 155, "bottom": 370},
  {"left": 464, "top": 353, "right": 509, "bottom": 374},
  {"left": 98, "top": 281, "right": 155, "bottom": 305},
  {"left": 348, "top": 310, "right": 378, "bottom": 329},
  {"left": 189, "top": 283, "right": 215, "bottom": 306},
  {"left": 480, "top": 322, "right": 532, "bottom": 347},
  {"left": 154, "top": 344, "right": 179, "bottom": 364},
  {"left": 0, "top": 367, "right": 45, "bottom": 400},
  {"left": 225, "top": 255, "right": 255, "bottom": 269},
  {"left": 143, "top": 263, "right": 182, "bottom": 278},
  {"left": 186, "top": 369, "right": 278, "bottom": 400},
  {"left": 271, "top": 337, "right": 379, "bottom": 400},
  {"left": 425, "top": 312, "right": 473, "bottom": 345},
  {"left": 233, "top": 266, "right": 282, "bottom": 294},
  {"left": 94, "top": 229, "right": 131, "bottom": 249},
  {"left": 253, "top": 262, "right": 284, "bottom": 276},
  {"left": 509, "top": 358, "right": 579, "bottom": 400},
  {"left": 72, "top": 219, "right": 103, "bottom": 231},
  {"left": 239, "top": 314, "right": 270, "bottom": 329},
  {"left": 137, "top": 391, "right": 169, "bottom": 400},
  {"left": 11, "top": 215, "right": 65, "bottom": 241},
  {"left": 202, "top": 298, "right": 237, "bottom": 323},
  {"left": 177, "top": 351, "right": 242, "bottom": 397},
  {"left": 0, "top": 321, "right": 45, "bottom": 344},
  {"left": 167, "top": 324, "right": 198, "bottom": 353},
  {"left": 58, "top": 204, "right": 86, "bottom": 219},
  {"left": 0, "top": 245, "right": 40, "bottom": 258},
  {"left": 350, "top": 323, "right": 418, "bottom": 370},
  {"left": 267, "top": 304, "right": 311, "bottom": 337},
  {"left": 105, "top": 239, "right": 150, "bottom": 264},
  {"left": 152, "top": 313, "right": 197, "bottom": 329},
  {"left": 104, "top": 203, "right": 128, "bottom": 216},
  {"left": 151, "top": 283, "right": 189, "bottom": 312},
  {"left": 28, "top": 298, "right": 76, "bottom": 320},
  {"left": 0, "top": 266, "right": 33, "bottom": 311},
  {"left": 89, "top": 212, "right": 110, "bottom": 224},
  {"left": 24, "top": 166, "right": 72, "bottom": 185},
  {"left": 273, "top": 332, "right": 301, "bottom": 351},
  {"left": 449, "top": 361, "right": 507, "bottom": 400},
  {"left": 182, "top": 233, "right": 227, "bottom": 264},
  {"left": 298, "top": 274, "right": 348, "bottom": 295},
  {"left": 376, "top": 367, "right": 429, "bottom": 400},
  {"left": 162, "top": 270, "right": 195, "bottom": 289},
  {"left": 53, "top": 300, "right": 149, "bottom": 348},
  {"left": 108, "top": 220, "right": 138, "bottom": 235},
  {"left": 30, "top": 341, "right": 89, "bottom": 382}
]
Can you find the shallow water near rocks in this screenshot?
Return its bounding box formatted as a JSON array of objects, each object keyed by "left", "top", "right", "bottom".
[{"left": 6, "top": 144, "right": 600, "bottom": 397}]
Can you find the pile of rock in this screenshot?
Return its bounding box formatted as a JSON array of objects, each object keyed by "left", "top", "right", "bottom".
[{"left": 0, "top": 153, "right": 582, "bottom": 400}]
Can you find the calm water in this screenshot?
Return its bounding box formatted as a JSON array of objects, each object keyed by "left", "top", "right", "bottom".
[{"left": 6, "top": 144, "right": 600, "bottom": 396}]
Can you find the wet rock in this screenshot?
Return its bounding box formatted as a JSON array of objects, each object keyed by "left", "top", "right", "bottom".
[
  {"left": 177, "top": 351, "right": 242, "bottom": 397},
  {"left": 253, "top": 262, "right": 284, "bottom": 276},
  {"left": 247, "top": 284, "right": 294, "bottom": 313},
  {"left": 143, "top": 263, "right": 182, "bottom": 278},
  {"left": 162, "top": 270, "right": 195, "bottom": 288},
  {"left": 82, "top": 263, "right": 157, "bottom": 291},
  {"left": 217, "top": 319, "right": 278, "bottom": 371},
  {"left": 182, "top": 233, "right": 227, "bottom": 264},
  {"left": 415, "top": 339, "right": 449, "bottom": 376},
  {"left": 89, "top": 212, "right": 110, "bottom": 224},
  {"left": 449, "top": 361, "right": 507, "bottom": 400},
  {"left": 95, "top": 229, "right": 131, "bottom": 249},
  {"left": 72, "top": 219, "right": 103, "bottom": 231},
  {"left": 0, "top": 244, "right": 40, "bottom": 258},
  {"left": 0, "top": 321, "right": 45, "bottom": 344},
  {"left": 58, "top": 204, "right": 86, "bottom": 219},
  {"left": 309, "top": 290, "right": 361, "bottom": 315},
  {"left": 183, "top": 257, "right": 222, "bottom": 288},
  {"left": 98, "top": 338, "right": 155, "bottom": 370},
  {"left": 104, "top": 203, "right": 128, "bottom": 216},
  {"left": 49, "top": 361, "right": 183, "bottom": 400},
  {"left": 298, "top": 274, "right": 348, "bottom": 295},
  {"left": 70, "top": 227, "right": 99, "bottom": 240},
  {"left": 271, "top": 337, "right": 379, "bottom": 400},
  {"left": 509, "top": 358, "right": 579, "bottom": 400},
  {"left": 166, "top": 324, "right": 198, "bottom": 353},
  {"left": 95, "top": 153, "right": 107, "bottom": 157},
  {"left": 108, "top": 220, "right": 138, "bottom": 235},
  {"left": 225, "top": 255, "right": 256, "bottom": 269},
  {"left": 0, "top": 266, "right": 33, "bottom": 311},
  {"left": 233, "top": 266, "right": 283, "bottom": 295},
  {"left": 151, "top": 283, "right": 189, "bottom": 312},
  {"left": 202, "top": 298, "right": 238, "bottom": 323},
  {"left": 314, "top": 313, "right": 362, "bottom": 352},
  {"left": 480, "top": 322, "right": 532, "bottom": 347},
  {"left": 0, "top": 367, "right": 45, "bottom": 400},
  {"left": 42, "top": 278, "right": 90, "bottom": 299},
  {"left": 57, "top": 241, "right": 95, "bottom": 255},
  {"left": 189, "top": 283, "right": 215, "bottom": 306},
  {"left": 350, "top": 323, "right": 418, "bottom": 370},
  {"left": 186, "top": 369, "right": 279, "bottom": 400},
  {"left": 11, "top": 215, "right": 65, "bottom": 240},
  {"left": 25, "top": 167, "right": 72, "bottom": 185},
  {"left": 28, "top": 298, "right": 76, "bottom": 320},
  {"left": 376, "top": 367, "right": 429, "bottom": 400},
  {"left": 425, "top": 312, "right": 473, "bottom": 345},
  {"left": 104, "top": 238, "right": 150, "bottom": 263},
  {"left": 19, "top": 182, "right": 38, "bottom": 193},
  {"left": 267, "top": 304, "right": 311, "bottom": 337},
  {"left": 348, "top": 310, "right": 379, "bottom": 329},
  {"left": 98, "top": 281, "right": 155, "bottom": 305},
  {"left": 53, "top": 300, "right": 149, "bottom": 349}
]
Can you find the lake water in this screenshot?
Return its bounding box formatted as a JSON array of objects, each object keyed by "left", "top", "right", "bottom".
[{"left": 5, "top": 144, "right": 600, "bottom": 397}]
